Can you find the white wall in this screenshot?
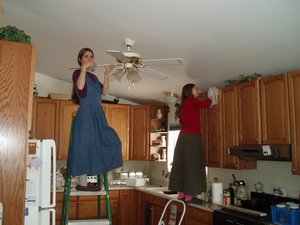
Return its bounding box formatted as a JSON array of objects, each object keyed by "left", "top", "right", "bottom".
[
  {"left": 35, "top": 72, "right": 138, "bottom": 105},
  {"left": 208, "top": 161, "right": 300, "bottom": 198},
  {"left": 35, "top": 72, "right": 73, "bottom": 97}
]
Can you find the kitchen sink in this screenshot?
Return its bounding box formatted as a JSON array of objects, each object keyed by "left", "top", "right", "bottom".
[{"left": 145, "top": 186, "right": 168, "bottom": 191}]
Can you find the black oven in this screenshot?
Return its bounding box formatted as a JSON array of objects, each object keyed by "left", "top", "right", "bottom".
[
  {"left": 213, "top": 192, "right": 300, "bottom": 225},
  {"left": 213, "top": 208, "right": 272, "bottom": 225}
]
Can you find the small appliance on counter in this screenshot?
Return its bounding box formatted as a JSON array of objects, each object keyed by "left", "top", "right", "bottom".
[{"left": 125, "top": 171, "right": 149, "bottom": 187}]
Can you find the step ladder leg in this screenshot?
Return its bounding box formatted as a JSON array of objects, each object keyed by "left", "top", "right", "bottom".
[
  {"left": 60, "top": 167, "right": 72, "bottom": 225},
  {"left": 97, "top": 174, "right": 101, "bottom": 219},
  {"left": 64, "top": 168, "right": 72, "bottom": 225},
  {"left": 103, "top": 173, "right": 112, "bottom": 225}
]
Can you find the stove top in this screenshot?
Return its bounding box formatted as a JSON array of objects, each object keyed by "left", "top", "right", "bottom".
[{"left": 213, "top": 192, "right": 300, "bottom": 225}]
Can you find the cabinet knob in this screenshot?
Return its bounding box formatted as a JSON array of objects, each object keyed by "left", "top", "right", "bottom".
[
  {"left": 292, "top": 168, "right": 296, "bottom": 172},
  {"left": 256, "top": 139, "right": 259, "bottom": 142}
]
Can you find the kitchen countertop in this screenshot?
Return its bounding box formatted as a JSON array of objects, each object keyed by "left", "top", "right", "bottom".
[
  {"left": 55, "top": 184, "right": 219, "bottom": 212},
  {"left": 135, "top": 186, "right": 220, "bottom": 212}
]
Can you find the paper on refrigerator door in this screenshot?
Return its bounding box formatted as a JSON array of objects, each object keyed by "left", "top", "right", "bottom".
[{"left": 0, "top": 202, "right": 3, "bottom": 225}]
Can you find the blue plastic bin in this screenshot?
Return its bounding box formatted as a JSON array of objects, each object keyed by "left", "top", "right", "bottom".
[{"left": 271, "top": 205, "right": 300, "bottom": 225}]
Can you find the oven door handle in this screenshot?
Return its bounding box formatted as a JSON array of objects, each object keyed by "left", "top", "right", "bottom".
[{"left": 225, "top": 218, "right": 236, "bottom": 224}]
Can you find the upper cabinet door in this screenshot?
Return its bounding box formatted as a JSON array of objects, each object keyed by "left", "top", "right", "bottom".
[
  {"left": 130, "top": 105, "right": 149, "bottom": 160},
  {"left": 32, "top": 97, "right": 59, "bottom": 144},
  {"left": 222, "top": 87, "right": 256, "bottom": 170},
  {"left": 288, "top": 71, "right": 300, "bottom": 175},
  {"left": 107, "top": 104, "right": 130, "bottom": 160},
  {"left": 206, "top": 93, "right": 223, "bottom": 168},
  {"left": 260, "top": 74, "right": 290, "bottom": 144},
  {"left": 222, "top": 86, "right": 239, "bottom": 169},
  {"left": 237, "top": 79, "right": 261, "bottom": 145}
]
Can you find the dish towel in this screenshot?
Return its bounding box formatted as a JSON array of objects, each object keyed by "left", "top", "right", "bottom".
[{"left": 208, "top": 87, "right": 219, "bottom": 106}]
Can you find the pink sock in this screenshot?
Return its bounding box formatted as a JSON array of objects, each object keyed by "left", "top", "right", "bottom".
[
  {"left": 185, "top": 195, "right": 193, "bottom": 202},
  {"left": 178, "top": 192, "right": 185, "bottom": 199}
]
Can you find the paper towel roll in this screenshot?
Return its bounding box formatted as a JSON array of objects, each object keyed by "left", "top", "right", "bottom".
[{"left": 212, "top": 182, "right": 223, "bottom": 204}]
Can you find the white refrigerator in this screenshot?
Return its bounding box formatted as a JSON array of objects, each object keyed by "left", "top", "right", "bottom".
[{"left": 25, "top": 139, "right": 56, "bottom": 225}]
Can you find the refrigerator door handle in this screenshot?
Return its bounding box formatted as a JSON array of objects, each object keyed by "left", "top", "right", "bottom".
[
  {"left": 50, "top": 208, "right": 56, "bottom": 225},
  {"left": 50, "top": 142, "right": 56, "bottom": 208}
]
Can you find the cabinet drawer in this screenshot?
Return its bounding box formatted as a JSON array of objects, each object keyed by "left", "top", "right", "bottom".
[
  {"left": 77, "top": 199, "right": 119, "bottom": 219},
  {"left": 55, "top": 192, "right": 77, "bottom": 202}
]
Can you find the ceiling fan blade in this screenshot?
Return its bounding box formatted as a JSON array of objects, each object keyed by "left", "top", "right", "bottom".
[
  {"left": 106, "top": 50, "right": 128, "bottom": 62},
  {"left": 140, "top": 58, "right": 184, "bottom": 65},
  {"left": 138, "top": 67, "right": 168, "bottom": 79}
]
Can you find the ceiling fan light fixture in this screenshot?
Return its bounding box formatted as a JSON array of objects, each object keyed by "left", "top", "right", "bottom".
[
  {"left": 112, "top": 69, "right": 125, "bottom": 82},
  {"left": 165, "top": 91, "right": 178, "bottom": 103},
  {"left": 127, "top": 68, "right": 142, "bottom": 84}
]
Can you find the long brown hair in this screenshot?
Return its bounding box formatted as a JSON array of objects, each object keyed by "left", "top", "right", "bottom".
[
  {"left": 181, "top": 83, "right": 195, "bottom": 105},
  {"left": 72, "top": 48, "right": 95, "bottom": 104}
]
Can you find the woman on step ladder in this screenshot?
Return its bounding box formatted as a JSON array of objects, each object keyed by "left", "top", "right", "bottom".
[{"left": 70, "top": 48, "right": 123, "bottom": 190}]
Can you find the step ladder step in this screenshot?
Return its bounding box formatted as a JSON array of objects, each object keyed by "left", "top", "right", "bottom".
[
  {"left": 70, "top": 190, "right": 107, "bottom": 196},
  {"left": 69, "top": 219, "right": 110, "bottom": 225}
]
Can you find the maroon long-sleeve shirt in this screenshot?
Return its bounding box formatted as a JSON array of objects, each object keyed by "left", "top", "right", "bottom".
[
  {"left": 180, "top": 96, "right": 212, "bottom": 134},
  {"left": 72, "top": 69, "right": 103, "bottom": 98}
]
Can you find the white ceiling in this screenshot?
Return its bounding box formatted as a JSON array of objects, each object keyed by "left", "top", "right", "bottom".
[{"left": 2, "top": 0, "right": 300, "bottom": 103}]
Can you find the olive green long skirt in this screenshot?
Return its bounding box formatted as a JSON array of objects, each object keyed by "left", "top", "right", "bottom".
[{"left": 169, "top": 133, "right": 206, "bottom": 195}]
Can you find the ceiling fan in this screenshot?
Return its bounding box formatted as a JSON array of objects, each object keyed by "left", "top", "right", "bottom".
[{"left": 105, "top": 38, "right": 184, "bottom": 85}]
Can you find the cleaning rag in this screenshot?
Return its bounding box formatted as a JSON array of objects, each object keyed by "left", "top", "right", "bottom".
[{"left": 208, "top": 87, "right": 219, "bottom": 106}]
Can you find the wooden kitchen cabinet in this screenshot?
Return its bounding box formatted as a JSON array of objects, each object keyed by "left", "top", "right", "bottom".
[
  {"left": 237, "top": 78, "right": 261, "bottom": 145},
  {"left": 77, "top": 196, "right": 119, "bottom": 224},
  {"left": 55, "top": 190, "right": 124, "bottom": 224},
  {"left": 130, "top": 105, "right": 150, "bottom": 160},
  {"left": 55, "top": 193, "right": 77, "bottom": 224},
  {"left": 140, "top": 192, "right": 211, "bottom": 225},
  {"left": 141, "top": 192, "right": 168, "bottom": 225},
  {"left": 0, "top": 40, "right": 36, "bottom": 225},
  {"left": 31, "top": 97, "right": 59, "bottom": 145},
  {"left": 105, "top": 104, "right": 130, "bottom": 160},
  {"left": 119, "top": 189, "right": 134, "bottom": 225},
  {"left": 185, "top": 205, "right": 213, "bottom": 225},
  {"left": 133, "top": 191, "right": 142, "bottom": 225},
  {"left": 57, "top": 100, "right": 79, "bottom": 160},
  {"left": 130, "top": 105, "right": 169, "bottom": 161},
  {"left": 260, "top": 74, "right": 290, "bottom": 144},
  {"left": 221, "top": 86, "right": 256, "bottom": 170},
  {"left": 288, "top": 71, "right": 300, "bottom": 175},
  {"left": 149, "top": 105, "right": 169, "bottom": 161},
  {"left": 206, "top": 93, "right": 223, "bottom": 168},
  {"left": 32, "top": 99, "right": 130, "bottom": 160}
]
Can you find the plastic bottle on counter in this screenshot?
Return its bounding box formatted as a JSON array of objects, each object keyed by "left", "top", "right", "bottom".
[
  {"left": 223, "top": 189, "right": 231, "bottom": 205},
  {"left": 228, "top": 183, "right": 235, "bottom": 205}
]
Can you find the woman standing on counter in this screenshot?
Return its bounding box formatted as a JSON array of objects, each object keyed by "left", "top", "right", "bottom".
[
  {"left": 69, "top": 48, "right": 123, "bottom": 188},
  {"left": 169, "top": 83, "right": 212, "bottom": 203}
]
